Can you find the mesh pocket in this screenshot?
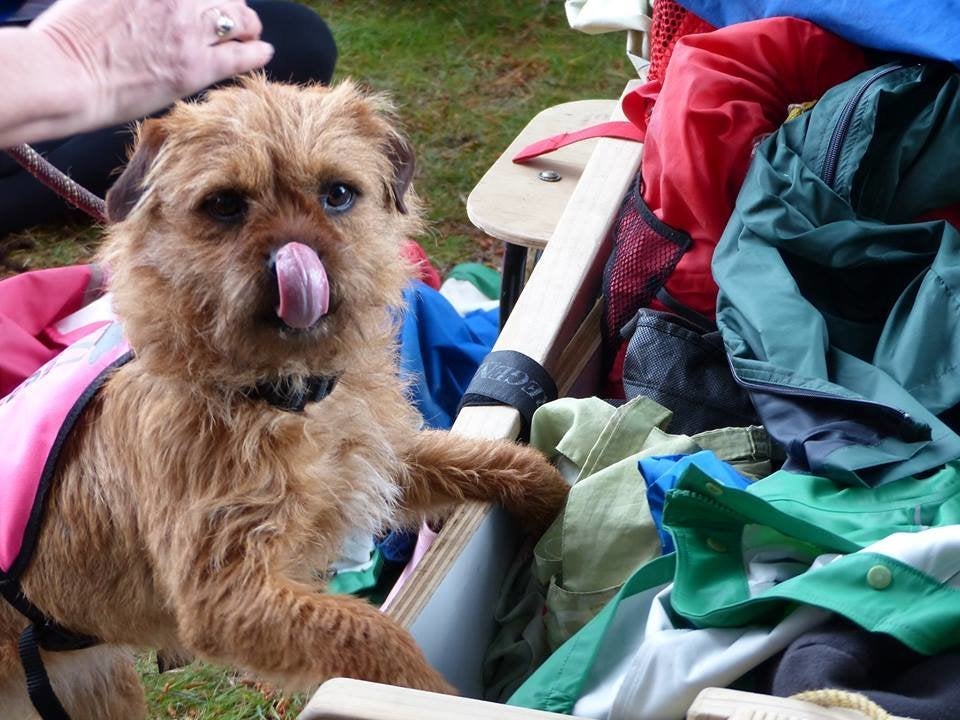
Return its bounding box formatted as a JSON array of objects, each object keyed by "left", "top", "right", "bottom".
[
  {"left": 648, "top": 0, "right": 715, "bottom": 83},
  {"left": 602, "top": 177, "right": 691, "bottom": 354},
  {"left": 622, "top": 309, "right": 761, "bottom": 435}
]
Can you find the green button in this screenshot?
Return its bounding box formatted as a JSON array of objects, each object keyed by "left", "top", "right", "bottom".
[
  {"left": 705, "top": 482, "right": 724, "bottom": 497},
  {"left": 707, "top": 537, "right": 728, "bottom": 553},
  {"left": 867, "top": 565, "right": 892, "bottom": 590}
]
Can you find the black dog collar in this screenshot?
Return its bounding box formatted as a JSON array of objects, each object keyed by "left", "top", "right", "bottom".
[{"left": 243, "top": 374, "right": 339, "bottom": 412}]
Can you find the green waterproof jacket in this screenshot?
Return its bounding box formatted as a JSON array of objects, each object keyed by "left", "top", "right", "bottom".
[{"left": 713, "top": 63, "right": 960, "bottom": 486}]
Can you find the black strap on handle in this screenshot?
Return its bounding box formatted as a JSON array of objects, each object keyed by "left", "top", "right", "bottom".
[
  {"left": 458, "top": 350, "right": 558, "bottom": 441},
  {"left": 18, "top": 624, "right": 72, "bottom": 720}
]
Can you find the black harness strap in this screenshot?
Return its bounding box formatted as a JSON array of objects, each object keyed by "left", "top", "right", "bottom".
[
  {"left": 458, "top": 350, "right": 558, "bottom": 441},
  {"left": 19, "top": 625, "right": 72, "bottom": 720},
  {"left": 2, "top": 578, "right": 97, "bottom": 720}
]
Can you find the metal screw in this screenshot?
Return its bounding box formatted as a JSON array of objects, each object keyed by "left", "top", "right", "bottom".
[{"left": 538, "top": 170, "right": 562, "bottom": 183}]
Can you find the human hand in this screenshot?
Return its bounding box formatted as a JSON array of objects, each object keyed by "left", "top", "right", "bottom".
[{"left": 28, "top": 0, "right": 274, "bottom": 130}]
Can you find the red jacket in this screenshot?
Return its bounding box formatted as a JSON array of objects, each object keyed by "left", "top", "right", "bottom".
[{"left": 625, "top": 17, "right": 868, "bottom": 317}]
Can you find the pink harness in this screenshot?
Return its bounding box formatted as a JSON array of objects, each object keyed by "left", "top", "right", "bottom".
[
  {"left": 0, "top": 316, "right": 129, "bottom": 578},
  {"left": 0, "top": 265, "right": 129, "bottom": 720}
]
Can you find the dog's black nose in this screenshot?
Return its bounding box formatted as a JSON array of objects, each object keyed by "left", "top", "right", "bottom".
[{"left": 263, "top": 251, "right": 280, "bottom": 316}]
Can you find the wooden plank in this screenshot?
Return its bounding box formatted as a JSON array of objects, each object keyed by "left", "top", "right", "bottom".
[
  {"left": 300, "top": 679, "right": 577, "bottom": 720},
  {"left": 467, "top": 99, "right": 617, "bottom": 249},
  {"left": 387, "top": 82, "right": 643, "bottom": 639},
  {"left": 553, "top": 298, "right": 602, "bottom": 394}
]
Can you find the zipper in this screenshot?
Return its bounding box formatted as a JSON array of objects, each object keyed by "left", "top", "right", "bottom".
[
  {"left": 820, "top": 64, "right": 907, "bottom": 188},
  {"left": 729, "top": 361, "right": 919, "bottom": 430}
]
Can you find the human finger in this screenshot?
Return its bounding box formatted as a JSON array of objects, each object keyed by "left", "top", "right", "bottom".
[{"left": 208, "top": 38, "right": 275, "bottom": 78}]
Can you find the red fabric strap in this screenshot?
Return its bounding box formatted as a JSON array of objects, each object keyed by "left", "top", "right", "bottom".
[{"left": 512, "top": 120, "right": 645, "bottom": 163}]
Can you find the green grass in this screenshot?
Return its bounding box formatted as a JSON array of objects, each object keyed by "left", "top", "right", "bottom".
[
  {"left": 0, "top": 224, "right": 100, "bottom": 276},
  {"left": 137, "top": 654, "right": 307, "bottom": 720},
  {"left": 2, "top": 2, "right": 628, "bottom": 716},
  {"left": 317, "top": 0, "right": 630, "bottom": 270}
]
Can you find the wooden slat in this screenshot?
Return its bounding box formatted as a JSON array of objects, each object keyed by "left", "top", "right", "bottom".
[
  {"left": 466, "top": 99, "right": 617, "bottom": 249},
  {"left": 300, "top": 679, "right": 576, "bottom": 720},
  {"left": 387, "top": 81, "right": 642, "bottom": 630},
  {"left": 553, "top": 298, "right": 602, "bottom": 394}
]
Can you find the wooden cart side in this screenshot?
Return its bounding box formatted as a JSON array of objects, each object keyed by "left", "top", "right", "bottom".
[{"left": 385, "top": 83, "right": 643, "bottom": 635}]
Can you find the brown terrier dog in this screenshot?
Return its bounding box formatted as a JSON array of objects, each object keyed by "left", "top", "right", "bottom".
[{"left": 0, "top": 77, "right": 569, "bottom": 718}]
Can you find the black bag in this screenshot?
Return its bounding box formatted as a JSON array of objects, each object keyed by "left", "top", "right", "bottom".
[{"left": 621, "top": 307, "right": 760, "bottom": 435}]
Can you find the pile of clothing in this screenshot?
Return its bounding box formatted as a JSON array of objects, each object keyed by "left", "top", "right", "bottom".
[{"left": 492, "top": 2, "right": 960, "bottom": 718}]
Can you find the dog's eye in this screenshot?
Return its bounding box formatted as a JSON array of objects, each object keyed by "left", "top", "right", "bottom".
[
  {"left": 202, "top": 192, "right": 248, "bottom": 223},
  {"left": 321, "top": 183, "right": 357, "bottom": 214}
]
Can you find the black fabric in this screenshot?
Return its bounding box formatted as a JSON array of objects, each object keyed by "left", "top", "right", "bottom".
[
  {"left": 243, "top": 374, "right": 339, "bottom": 412},
  {"left": 459, "top": 351, "right": 558, "bottom": 441},
  {"left": 766, "top": 616, "right": 960, "bottom": 720},
  {"left": 0, "top": 0, "right": 337, "bottom": 237},
  {"left": 0, "top": 1, "right": 52, "bottom": 23},
  {"left": 19, "top": 625, "right": 71, "bottom": 720},
  {"left": 653, "top": 287, "right": 714, "bottom": 331},
  {"left": 621, "top": 309, "right": 760, "bottom": 435}
]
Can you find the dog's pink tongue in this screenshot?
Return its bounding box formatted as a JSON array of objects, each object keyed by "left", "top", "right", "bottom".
[{"left": 275, "top": 242, "right": 329, "bottom": 329}]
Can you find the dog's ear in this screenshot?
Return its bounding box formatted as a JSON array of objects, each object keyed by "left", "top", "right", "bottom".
[
  {"left": 106, "top": 119, "right": 167, "bottom": 224},
  {"left": 385, "top": 133, "right": 415, "bottom": 215}
]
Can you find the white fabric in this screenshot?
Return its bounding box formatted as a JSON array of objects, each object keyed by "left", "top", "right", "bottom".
[
  {"left": 556, "top": 455, "right": 581, "bottom": 485},
  {"left": 606, "top": 604, "right": 829, "bottom": 720},
  {"left": 438, "top": 278, "right": 498, "bottom": 317},
  {"left": 53, "top": 293, "right": 114, "bottom": 334},
  {"left": 744, "top": 552, "right": 841, "bottom": 597},
  {"left": 860, "top": 526, "right": 960, "bottom": 588},
  {"left": 572, "top": 583, "right": 830, "bottom": 720},
  {"left": 565, "top": 0, "right": 652, "bottom": 33},
  {"left": 329, "top": 528, "right": 376, "bottom": 573},
  {"left": 740, "top": 523, "right": 843, "bottom": 596},
  {"left": 564, "top": 1, "right": 651, "bottom": 78},
  {"left": 573, "top": 582, "right": 672, "bottom": 718}
]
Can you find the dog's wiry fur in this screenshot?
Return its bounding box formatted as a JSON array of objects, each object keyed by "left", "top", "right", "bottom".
[{"left": 0, "top": 77, "right": 569, "bottom": 718}]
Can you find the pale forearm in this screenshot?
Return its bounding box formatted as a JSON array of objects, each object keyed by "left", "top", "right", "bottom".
[
  {"left": 0, "top": 26, "right": 97, "bottom": 147},
  {"left": 0, "top": 0, "right": 273, "bottom": 148}
]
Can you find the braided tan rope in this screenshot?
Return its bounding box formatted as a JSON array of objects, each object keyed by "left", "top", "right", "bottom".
[
  {"left": 5, "top": 144, "right": 107, "bottom": 222},
  {"left": 791, "top": 689, "right": 891, "bottom": 719}
]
